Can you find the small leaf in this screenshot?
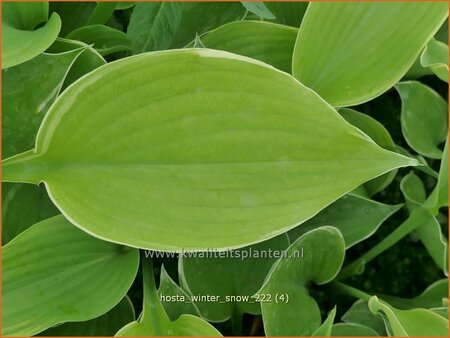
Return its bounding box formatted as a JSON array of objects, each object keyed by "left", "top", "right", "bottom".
[
  {"left": 264, "top": 1, "right": 308, "bottom": 27},
  {"left": 192, "top": 34, "right": 205, "bottom": 48},
  {"left": 199, "top": 21, "right": 297, "bottom": 73},
  {"left": 67, "top": 25, "right": 132, "bottom": 56},
  {"left": 331, "top": 323, "right": 379, "bottom": 336},
  {"left": 171, "top": 2, "right": 246, "bottom": 48},
  {"left": 2, "top": 2, "right": 61, "bottom": 69},
  {"left": 259, "top": 227, "right": 345, "bottom": 336},
  {"left": 312, "top": 307, "right": 336, "bottom": 336},
  {"left": 2, "top": 183, "right": 58, "bottom": 244},
  {"left": 179, "top": 235, "right": 289, "bottom": 322},
  {"left": 86, "top": 1, "right": 117, "bottom": 25},
  {"left": 289, "top": 194, "right": 401, "bottom": 249},
  {"left": 2, "top": 49, "right": 84, "bottom": 159},
  {"left": 47, "top": 37, "right": 106, "bottom": 87},
  {"left": 241, "top": 2, "right": 275, "bottom": 19},
  {"left": 293, "top": 2, "right": 448, "bottom": 106},
  {"left": 2, "top": 215, "right": 139, "bottom": 336},
  {"left": 2, "top": 49, "right": 416, "bottom": 251},
  {"left": 158, "top": 265, "right": 200, "bottom": 320},
  {"left": 396, "top": 81, "right": 448, "bottom": 159},
  {"left": 40, "top": 296, "right": 135, "bottom": 336},
  {"left": 342, "top": 299, "right": 387, "bottom": 336},
  {"left": 421, "top": 38, "right": 449, "bottom": 82},
  {"left": 368, "top": 296, "right": 449, "bottom": 336},
  {"left": 127, "top": 2, "right": 182, "bottom": 54},
  {"left": 381, "top": 279, "right": 448, "bottom": 310},
  {"left": 400, "top": 172, "right": 448, "bottom": 275},
  {"left": 116, "top": 259, "right": 221, "bottom": 336},
  {"left": 339, "top": 108, "right": 397, "bottom": 195},
  {"left": 428, "top": 139, "right": 449, "bottom": 212}
]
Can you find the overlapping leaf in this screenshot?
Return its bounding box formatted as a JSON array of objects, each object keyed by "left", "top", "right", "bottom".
[
  {"left": 40, "top": 296, "right": 135, "bottom": 336},
  {"left": 2, "top": 2, "right": 61, "bottom": 69},
  {"left": 2, "top": 49, "right": 416, "bottom": 251},
  {"left": 421, "top": 38, "right": 449, "bottom": 82},
  {"left": 293, "top": 2, "right": 448, "bottom": 106},
  {"left": 264, "top": 1, "right": 308, "bottom": 27},
  {"left": 259, "top": 227, "right": 345, "bottom": 336},
  {"left": 396, "top": 81, "right": 448, "bottom": 159},
  {"left": 2, "top": 215, "right": 139, "bottom": 336},
  {"left": 116, "top": 259, "right": 221, "bottom": 336},
  {"left": 289, "top": 194, "right": 401, "bottom": 249},
  {"left": 179, "top": 235, "right": 289, "bottom": 324},
  {"left": 199, "top": 21, "right": 297, "bottom": 73},
  {"left": 67, "top": 25, "right": 132, "bottom": 56}
]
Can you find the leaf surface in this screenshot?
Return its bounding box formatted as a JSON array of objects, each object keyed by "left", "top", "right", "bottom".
[
  {"left": 179, "top": 235, "right": 289, "bottom": 322},
  {"left": 368, "top": 296, "right": 449, "bottom": 336},
  {"left": 199, "top": 21, "right": 297, "bottom": 73},
  {"left": 241, "top": 2, "right": 275, "bottom": 19},
  {"left": 396, "top": 81, "right": 448, "bottom": 159},
  {"left": 158, "top": 265, "right": 200, "bottom": 320},
  {"left": 2, "top": 49, "right": 416, "bottom": 251},
  {"left": 2, "top": 2, "right": 61, "bottom": 69},
  {"left": 127, "top": 2, "right": 182, "bottom": 54},
  {"left": 2, "top": 215, "right": 139, "bottom": 336},
  {"left": 264, "top": 1, "right": 308, "bottom": 27},
  {"left": 40, "top": 296, "right": 135, "bottom": 336},
  {"left": 116, "top": 259, "right": 221, "bottom": 336},
  {"left": 67, "top": 25, "right": 132, "bottom": 56},
  {"left": 289, "top": 194, "right": 401, "bottom": 249},
  {"left": 259, "top": 227, "right": 345, "bottom": 336},
  {"left": 331, "top": 323, "right": 379, "bottom": 336},
  {"left": 421, "top": 38, "right": 449, "bottom": 82},
  {"left": 293, "top": 2, "right": 448, "bottom": 106}
]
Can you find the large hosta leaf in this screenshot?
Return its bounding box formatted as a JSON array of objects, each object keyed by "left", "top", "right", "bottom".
[
  {"left": 199, "top": 21, "right": 297, "bottom": 73},
  {"left": 2, "top": 49, "right": 415, "bottom": 251},
  {"left": 116, "top": 259, "right": 221, "bottom": 336},
  {"left": 2, "top": 2, "right": 61, "bottom": 69},
  {"left": 2, "top": 215, "right": 139, "bottom": 336},
  {"left": 259, "top": 227, "right": 345, "bottom": 336},
  {"left": 293, "top": 2, "right": 448, "bottom": 106}
]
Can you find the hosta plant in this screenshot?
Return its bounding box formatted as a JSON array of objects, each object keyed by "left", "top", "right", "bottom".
[{"left": 2, "top": 1, "right": 449, "bottom": 337}]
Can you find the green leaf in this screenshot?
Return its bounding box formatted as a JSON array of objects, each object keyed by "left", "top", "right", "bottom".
[
  {"left": 381, "top": 279, "right": 448, "bottom": 310},
  {"left": 241, "top": 2, "right": 275, "bottom": 19},
  {"left": 171, "top": 2, "right": 246, "bottom": 48},
  {"left": 158, "top": 265, "right": 200, "bottom": 320},
  {"left": 342, "top": 299, "right": 387, "bottom": 336},
  {"left": 179, "top": 235, "right": 289, "bottom": 323},
  {"left": 396, "top": 81, "right": 448, "bottom": 159},
  {"left": 428, "top": 139, "right": 449, "bottom": 212},
  {"left": 2, "top": 2, "right": 61, "bottom": 69},
  {"left": 199, "top": 21, "right": 297, "bottom": 73},
  {"left": 289, "top": 194, "right": 401, "bottom": 249},
  {"left": 2, "top": 49, "right": 416, "bottom": 251},
  {"left": 264, "top": 1, "right": 308, "bottom": 27},
  {"left": 86, "top": 1, "right": 117, "bottom": 26},
  {"left": 312, "top": 307, "right": 336, "bottom": 336},
  {"left": 400, "top": 173, "right": 448, "bottom": 274},
  {"left": 368, "top": 296, "right": 449, "bottom": 336},
  {"left": 421, "top": 38, "right": 449, "bottom": 82},
  {"left": 49, "top": 1, "right": 95, "bottom": 36},
  {"left": 2, "top": 183, "right": 58, "bottom": 245},
  {"left": 293, "top": 2, "right": 448, "bottom": 106},
  {"left": 47, "top": 38, "right": 106, "bottom": 88},
  {"left": 116, "top": 2, "right": 136, "bottom": 11},
  {"left": 331, "top": 323, "right": 379, "bottom": 336},
  {"left": 192, "top": 34, "right": 205, "bottom": 48},
  {"left": 40, "top": 296, "right": 135, "bottom": 336},
  {"left": 67, "top": 25, "right": 132, "bottom": 56},
  {"left": 127, "top": 2, "right": 182, "bottom": 54},
  {"left": 2, "top": 49, "right": 84, "bottom": 159},
  {"left": 116, "top": 258, "right": 221, "bottom": 336},
  {"left": 259, "top": 227, "right": 345, "bottom": 336},
  {"left": 339, "top": 108, "right": 397, "bottom": 196},
  {"left": 2, "top": 215, "right": 139, "bottom": 336}
]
